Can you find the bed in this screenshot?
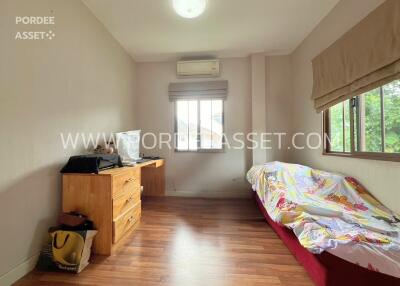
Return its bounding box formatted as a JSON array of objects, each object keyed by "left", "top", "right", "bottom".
[{"left": 247, "top": 162, "right": 400, "bottom": 286}]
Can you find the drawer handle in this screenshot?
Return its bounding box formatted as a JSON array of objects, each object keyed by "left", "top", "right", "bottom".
[
  {"left": 126, "top": 196, "right": 133, "bottom": 203},
  {"left": 127, "top": 216, "right": 134, "bottom": 223},
  {"left": 125, "top": 178, "right": 134, "bottom": 183}
]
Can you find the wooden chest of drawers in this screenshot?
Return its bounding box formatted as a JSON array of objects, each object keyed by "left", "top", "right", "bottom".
[{"left": 62, "top": 166, "right": 143, "bottom": 255}]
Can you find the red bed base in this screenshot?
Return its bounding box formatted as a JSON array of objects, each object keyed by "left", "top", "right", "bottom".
[{"left": 254, "top": 193, "right": 399, "bottom": 286}]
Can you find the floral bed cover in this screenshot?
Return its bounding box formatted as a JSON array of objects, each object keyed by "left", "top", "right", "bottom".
[{"left": 247, "top": 161, "right": 400, "bottom": 278}]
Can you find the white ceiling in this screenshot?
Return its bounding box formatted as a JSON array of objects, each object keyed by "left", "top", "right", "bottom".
[{"left": 83, "top": 0, "right": 339, "bottom": 62}]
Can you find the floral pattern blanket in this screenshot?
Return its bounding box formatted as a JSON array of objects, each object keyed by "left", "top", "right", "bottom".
[{"left": 247, "top": 162, "right": 400, "bottom": 277}]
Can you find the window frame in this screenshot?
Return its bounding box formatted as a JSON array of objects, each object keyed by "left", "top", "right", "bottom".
[
  {"left": 174, "top": 98, "right": 225, "bottom": 153},
  {"left": 323, "top": 85, "right": 400, "bottom": 162}
]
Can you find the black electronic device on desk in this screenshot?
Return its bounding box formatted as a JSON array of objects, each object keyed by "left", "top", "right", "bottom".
[
  {"left": 60, "top": 154, "right": 123, "bottom": 174},
  {"left": 135, "top": 156, "right": 161, "bottom": 164}
]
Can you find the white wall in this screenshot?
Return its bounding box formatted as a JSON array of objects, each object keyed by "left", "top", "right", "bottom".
[
  {"left": 251, "top": 54, "right": 267, "bottom": 165},
  {"left": 265, "top": 55, "right": 293, "bottom": 162},
  {"left": 136, "top": 58, "right": 252, "bottom": 198},
  {"left": 135, "top": 55, "right": 293, "bottom": 198},
  {"left": 0, "top": 0, "right": 137, "bottom": 283},
  {"left": 290, "top": 0, "right": 400, "bottom": 213}
]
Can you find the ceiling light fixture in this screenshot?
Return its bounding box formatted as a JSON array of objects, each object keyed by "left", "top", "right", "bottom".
[{"left": 172, "top": 0, "right": 207, "bottom": 19}]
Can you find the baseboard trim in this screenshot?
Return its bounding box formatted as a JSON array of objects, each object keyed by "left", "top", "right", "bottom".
[
  {"left": 166, "top": 190, "right": 251, "bottom": 199},
  {"left": 0, "top": 253, "right": 39, "bottom": 286}
]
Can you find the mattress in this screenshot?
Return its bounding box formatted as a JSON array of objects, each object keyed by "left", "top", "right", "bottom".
[{"left": 247, "top": 161, "right": 400, "bottom": 278}]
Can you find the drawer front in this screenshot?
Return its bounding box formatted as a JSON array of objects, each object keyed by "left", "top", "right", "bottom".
[
  {"left": 113, "top": 186, "right": 141, "bottom": 220},
  {"left": 113, "top": 201, "right": 141, "bottom": 244},
  {"left": 113, "top": 168, "right": 140, "bottom": 198}
]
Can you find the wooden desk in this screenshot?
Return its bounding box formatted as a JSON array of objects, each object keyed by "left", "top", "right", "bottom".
[
  {"left": 62, "top": 159, "right": 165, "bottom": 255},
  {"left": 141, "top": 159, "right": 166, "bottom": 197}
]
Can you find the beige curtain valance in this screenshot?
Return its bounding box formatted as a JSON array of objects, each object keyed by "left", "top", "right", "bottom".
[
  {"left": 168, "top": 80, "right": 228, "bottom": 101},
  {"left": 311, "top": 0, "right": 400, "bottom": 112}
]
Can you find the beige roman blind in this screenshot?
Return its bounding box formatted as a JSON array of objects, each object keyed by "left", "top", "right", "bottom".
[
  {"left": 168, "top": 80, "right": 228, "bottom": 101},
  {"left": 311, "top": 0, "right": 400, "bottom": 112}
]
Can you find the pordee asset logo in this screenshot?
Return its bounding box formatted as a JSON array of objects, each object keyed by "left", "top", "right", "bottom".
[{"left": 15, "top": 16, "right": 56, "bottom": 40}]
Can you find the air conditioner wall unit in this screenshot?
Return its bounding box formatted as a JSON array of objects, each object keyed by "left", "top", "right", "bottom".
[{"left": 177, "top": 59, "right": 220, "bottom": 78}]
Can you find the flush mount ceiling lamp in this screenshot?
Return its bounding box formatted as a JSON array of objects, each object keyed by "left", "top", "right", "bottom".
[{"left": 173, "top": 0, "right": 207, "bottom": 19}]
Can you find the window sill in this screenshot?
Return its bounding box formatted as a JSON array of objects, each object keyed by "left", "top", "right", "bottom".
[{"left": 323, "top": 151, "right": 400, "bottom": 162}]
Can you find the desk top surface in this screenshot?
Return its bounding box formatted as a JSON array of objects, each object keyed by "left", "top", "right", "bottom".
[{"left": 63, "top": 159, "right": 164, "bottom": 176}]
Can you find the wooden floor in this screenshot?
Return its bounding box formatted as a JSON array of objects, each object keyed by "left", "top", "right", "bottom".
[{"left": 15, "top": 197, "right": 314, "bottom": 286}]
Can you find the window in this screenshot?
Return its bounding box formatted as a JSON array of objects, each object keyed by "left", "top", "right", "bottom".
[
  {"left": 175, "top": 99, "right": 224, "bottom": 151},
  {"left": 324, "top": 79, "right": 400, "bottom": 161}
]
